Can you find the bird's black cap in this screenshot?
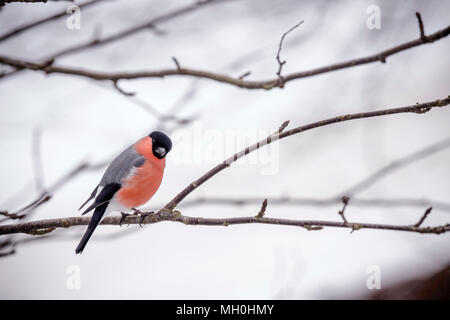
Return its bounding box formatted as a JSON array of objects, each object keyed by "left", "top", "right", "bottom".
[{"left": 149, "top": 131, "right": 172, "bottom": 158}]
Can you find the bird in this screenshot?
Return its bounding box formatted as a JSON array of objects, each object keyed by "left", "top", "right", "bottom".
[{"left": 75, "top": 131, "right": 172, "bottom": 254}]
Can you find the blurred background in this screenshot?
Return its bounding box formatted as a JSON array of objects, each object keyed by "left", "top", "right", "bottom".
[{"left": 0, "top": 0, "right": 449, "bottom": 299}]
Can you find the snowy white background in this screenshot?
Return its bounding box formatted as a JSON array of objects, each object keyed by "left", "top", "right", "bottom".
[{"left": 0, "top": 0, "right": 449, "bottom": 299}]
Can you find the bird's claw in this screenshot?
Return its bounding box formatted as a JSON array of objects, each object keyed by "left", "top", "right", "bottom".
[
  {"left": 131, "top": 208, "right": 141, "bottom": 215},
  {"left": 119, "top": 212, "right": 130, "bottom": 227},
  {"left": 120, "top": 209, "right": 153, "bottom": 227},
  {"left": 138, "top": 211, "right": 155, "bottom": 227}
]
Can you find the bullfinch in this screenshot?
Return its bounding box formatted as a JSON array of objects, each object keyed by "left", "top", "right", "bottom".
[{"left": 75, "top": 131, "right": 172, "bottom": 254}]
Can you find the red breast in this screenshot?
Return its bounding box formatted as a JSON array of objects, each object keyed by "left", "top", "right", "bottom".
[{"left": 116, "top": 137, "right": 166, "bottom": 208}]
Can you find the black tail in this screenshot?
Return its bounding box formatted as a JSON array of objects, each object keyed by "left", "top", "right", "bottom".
[{"left": 75, "top": 203, "right": 107, "bottom": 254}]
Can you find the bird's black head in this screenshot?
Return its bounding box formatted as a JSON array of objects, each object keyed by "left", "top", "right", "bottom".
[{"left": 149, "top": 131, "right": 172, "bottom": 159}]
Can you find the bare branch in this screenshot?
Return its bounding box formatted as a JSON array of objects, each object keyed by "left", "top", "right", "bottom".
[
  {"left": 161, "top": 95, "right": 450, "bottom": 211},
  {"left": 1, "top": 96, "right": 450, "bottom": 241},
  {"left": 238, "top": 71, "right": 251, "bottom": 80},
  {"left": 10, "top": 193, "right": 52, "bottom": 218},
  {"left": 0, "top": 20, "right": 448, "bottom": 90},
  {"left": 0, "top": 210, "right": 25, "bottom": 221},
  {"left": 0, "top": 210, "right": 448, "bottom": 236}
]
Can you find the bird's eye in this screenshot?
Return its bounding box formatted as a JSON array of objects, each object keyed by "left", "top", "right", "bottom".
[{"left": 154, "top": 146, "right": 167, "bottom": 158}]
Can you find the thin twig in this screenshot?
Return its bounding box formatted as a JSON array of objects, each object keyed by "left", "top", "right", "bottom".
[
  {"left": 415, "top": 12, "right": 427, "bottom": 41},
  {"left": 256, "top": 199, "right": 268, "bottom": 218},
  {"left": 12, "top": 193, "right": 52, "bottom": 217},
  {"left": 338, "top": 196, "right": 349, "bottom": 224},
  {"left": 112, "top": 80, "right": 135, "bottom": 96},
  {"left": 172, "top": 57, "right": 181, "bottom": 70},
  {"left": 414, "top": 207, "right": 432, "bottom": 227},
  {"left": 0, "top": 211, "right": 25, "bottom": 221},
  {"left": 238, "top": 71, "right": 251, "bottom": 80},
  {"left": 276, "top": 20, "right": 304, "bottom": 83}
]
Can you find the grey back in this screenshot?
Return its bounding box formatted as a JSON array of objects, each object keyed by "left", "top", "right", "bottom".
[{"left": 100, "top": 145, "right": 145, "bottom": 186}]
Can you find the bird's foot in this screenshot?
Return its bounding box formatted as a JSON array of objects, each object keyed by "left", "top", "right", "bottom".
[
  {"left": 131, "top": 208, "right": 141, "bottom": 215},
  {"left": 139, "top": 211, "right": 155, "bottom": 227},
  {"left": 119, "top": 212, "right": 130, "bottom": 227}
]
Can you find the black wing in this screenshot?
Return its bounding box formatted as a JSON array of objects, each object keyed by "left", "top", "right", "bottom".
[
  {"left": 75, "top": 182, "right": 122, "bottom": 254},
  {"left": 81, "top": 183, "right": 121, "bottom": 215},
  {"left": 78, "top": 184, "right": 99, "bottom": 211}
]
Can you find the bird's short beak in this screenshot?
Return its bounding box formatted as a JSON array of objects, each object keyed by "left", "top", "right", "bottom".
[{"left": 154, "top": 146, "right": 167, "bottom": 158}]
